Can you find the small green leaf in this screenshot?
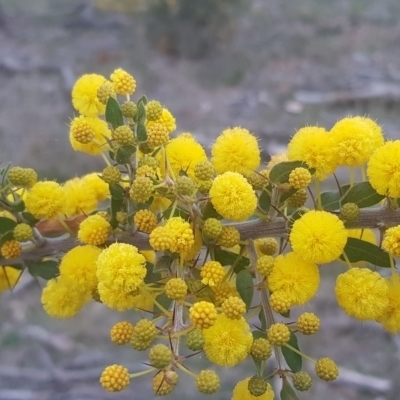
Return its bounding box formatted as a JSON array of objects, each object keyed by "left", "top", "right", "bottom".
[
  {"left": 144, "top": 262, "right": 161, "bottom": 284},
  {"left": 0, "top": 231, "right": 14, "bottom": 247},
  {"left": 341, "top": 237, "right": 392, "bottom": 268},
  {"left": 269, "top": 161, "right": 313, "bottom": 185},
  {"left": 136, "top": 123, "right": 148, "bottom": 142},
  {"left": 280, "top": 187, "right": 298, "bottom": 204},
  {"left": 21, "top": 212, "right": 39, "bottom": 226},
  {"left": 162, "top": 206, "right": 189, "bottom": 220},
  {"left": 105, "top": 97, "right": 124, "bottom": 129},
  {"left": 321, "top": 191, "right": 341, "bottom": 211},
  {"left": 259, "top": 191, "right": 271, "bottom": 213},
  {"left": 341, "top": 181, "right": 384, "bottom": 208},
  {"left": 137, "top": 95, "right": 148, "bottom": 106},
  {"left": 201, "top": 201, "right": 222, "bottom": 220},
  {"left": 282, "top": 332, "right": 302, "bottom": 372},
  {"left": 280, "top": 377, "right": 300, "bottom": 400},
  {"left": 110, "top": 197, "right": 123, "bottom": 229},
  {"left": 109, "top": 183, "right": 125, "bottom": 200},
  {"left": 0, "top": 217, "right": 17, "bottom": 235},
  {"left": 214, "top": 248, "right": 250, "bottom": 271},
  {"left": 136, "top": 102, "right": 146, "bottom": 123},
  {"left": 258, "top": 309, "right": 267, "bottom": 330},
  {"left": 115, "top": 145, "right": 136, "bottom": 165},
  {"left": 154, "top": 255, "right": 174, "bottom": 273},
  {"left": 153, "top": 292, "right": 172, "bottom": 314},
  {"left": 9, "top": 200, "right": 25, "bottom": 212},
  {"left": 28, "top": 260, "right": 59, "bottom": 280},
  {"left": 236, "top": 269, "right": 253, "bottom": 311}
]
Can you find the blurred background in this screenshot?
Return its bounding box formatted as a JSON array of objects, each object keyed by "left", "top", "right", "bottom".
[{"left": 1, "top": 0, "right": 400, "bottom": 399}]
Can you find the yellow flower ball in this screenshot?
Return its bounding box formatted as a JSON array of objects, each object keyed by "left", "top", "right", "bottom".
[
  {"left": 382, "top": 225, "right": 400, "bottom": 257},
  {"left": 157, "top": 108, "right": 176, "bottom": 133},
  {"left": 290, "top": 210, "right": 347, "bottom": 264},
  {"left": 100, "top": 364, "right": 130, "bottom": 392},
  {"left": 335, "top": 268, "right": 388, "bottom": 320},
  {"left": 367, "top": 140, "right": 400, "bottom": 198},
  {"left": 268, "top": 252, "right": 320, "bottom": 306},
  {"left": 232, "top": 378, "right": 275, "bottom": 400},
  {"left": 210, "top": 171, "right": 257, "bottom": 221},
  {"left": 203, "top": 314, "right": 253, "bottom": 367},
  {"left": 165, "top": 217, "right": 195, "bottom": 254},
  {"left": 200, "top": 261, "right": 225, "bottom": 287},
  {"left": 0, "top": 240, "right": 21, "bottom": 259},
  {"left": 78, "top": 215, "right": 111, "bottom": 246},
  {"left": 0, "top": 266, "right": 21, "bottom": 291},
  {"left": 287, "top": 126, "right": 336, "bottom": 180},
  {"left": 354, "top": 116, "right": 384, "bottom": 149},
  {"left": 211, "top": 127, "right": 261, "bottom": 174},
  {"left": 96, "top": 243, "right": 147, "bottom": 293},
  {"left": 98, "top": 282, "right": 140, "bottom": 311},
  {"left": 110, "top": 68, "right": 136, "bottom": 95},
  {"left": 82, "top": 173, "right": 110, "bottom": 201},
  {"left": 377, "top": 273, "right": 400, "bottom": 334},
  {"left": 72, "top": 73, "right": 106, "bottom": 117},
  {"left": 189, "top": 301, "right": 218, "bottom": 329},
  {"left": 69, "top": 116, "right": 111, "bottom": 156},
  {"left": 25, "top": 181, "right": 65, "bottom": 219}
]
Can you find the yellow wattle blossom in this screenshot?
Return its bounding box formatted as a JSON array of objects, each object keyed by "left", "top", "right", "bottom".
[
  {"left": 203, "top": 314, "right": 253, "bottom": 367},
  {"left": 25, "top": 181, "right": 65, "bottom": 220},
  {"left": 69, "top": 116, "right": 111, "bottom": 156},
  {"left": 72, "top": 73, "right": 106, "bottom": 117},
  {"left": 354, "top": 116, "right": 384, "bottom": 149},
  {"left": 367, "top": 140, "right": 400, "bottom": 198},
  {"left": 330, "top": 117, "right": 374, "bottom": 166},
  {"left": 98, "top": 282, "right": 142, "bottom": 311},
  {"left": 231, "top": 378, "right": 274, "bottom": 400},
  {"left": 212, "top": 280, "right": 239, "bottom": 306},
  {"left": 189, "top": 301, "right": 218, "bottom": 329},
  {"left": 110, "top": 68, "right": 136, "bottom": 95},
  {"left": 0, "top": 266, "right": 21, "bottom": 291},
  {"left": 164, "top": 217, "right": 195, "bottom": 254},
  {"left": 210, "top": 171, "right": 257, "bottom": 222},
  {"left": 157, "top": 108, "right": 176, "bottom": 133},
  {"left": 287, "top": 126, "right": 336, "bottom": 180},
  {"left": 382, "top": 225, "right": 400, "bottom": 257},
  {"left": 211, "top": 127, "right": 261, "bottom": 174},
  {"left": 290, "top": 210, "right": 347, "bottom": 264},
  {"left": 78, "top": 215, "right": 111, "bottom": 246},
  {"left": 59, "top": 245, "right": 102, "bottom": 293},
  {"left": 96, "top": 243, "right": 147, "bottom": 293},
  {"left": 335, "top": 268, "right": 388, "bottom": 320},
  {"left": 377, "top": 274, "right": 400, "bottom": 334},
  {"left": 82, "top": 173, "right": 110, "bottom": 201},
  {"left": 200, "top": 260, "right": 225, "bottom": 287},
  {"left": 165, "top": 133, "right": 207, "bottom": 179},
  {"left": 268, "top": 252, "right": 320, "bottom": 306}
]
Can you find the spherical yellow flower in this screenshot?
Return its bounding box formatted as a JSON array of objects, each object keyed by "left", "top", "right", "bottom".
[
  {"left": 82, "top": 173, "right": 110, "bottom": 201},
  {"left": 290, "top": 210, "right": 347, "bottom": 264},
  {"left": 212, "top": 280, "right": 239, "bottom": 306},
  {"left": 166, "top": 133, "right": 207, "bottom": 179},
  {"left": 98, "top": 282, "right": 139, "bottom": 311},
  {"left": 69, "top": 116, "right": 111, "bottom": 156},
  {"left": 268, "top": 252, "right": 320, "bottom": 306},
  {"left": 0, "top": 266, "right": 21, "bottom": 291},
  {"left": 41, "top": 276, "right": 87, "bottom": 318},
  {"left": 25, "top": 181, "right": 65, "bottom": 219},
  {"left": 189, "top": 301, "right": 218, "bottom": 329},
  {"left": 287, "top": 126, "right": 336, "bottom": 180},
  {"left": 330, "top": 117, "right": 374, "bottom": 166},
  {"left": 134, "top": 209, "right": 158, "bottom": 233},
  {"left": 100, "top": 364, "right": 130, "bottom": 392},
  {"left": 382, "top": 225, "right": 400, "bottom": 257},
  {"left": 165, "top": 217, "right": 195, "bottom": 254},
  {"left": 96, "top": 243, "right": 147, "bottom": 292},
  {"left": 354, "top": 116, "right": 384, "bottom": 149},
  {"left": 59, "top": 245, "right": 101, "bottom": 293},
  {"left": 335, "top": 268, "right": 388, "bottom": 320},
  {"left": 377, "top": 274, "right": 400, "bottom": 334},
  {"left": 157, "top": 108, "right": 176, "bottom": 133},
  {"left": 78, "top": 215, "right": 111, "bottom": 246},
  {"left": 210, "top": 172, "right": 257, "bottom": 221},
  {"left": 211, "top": 127, "right": 261, "bottom": 174},
  {"left": 110, "top": 68, "right": 136, "bottom": 95},
  {"left": 232, "top": 378, "right": 274, "bottom": 400},
  {"left": 149, "top": 226, "right": 173, "bottom": 251},
  {"left": 200, "top": 261, "right": 225, "bottom": 287},
  {"left": 203, "top": 314, "right": 253, "bottom": 367},
  {"left": 346, "top": 229, "right": 377, "bottom": 267},
  {"left": 0, "top": 240, "right": 21, "bottom": 259},
  {"left": 72, "top": 73, "right": 106, "bottom": 117},
  {"left": 367, "top": 140, "right": 400, "bottom": 198}
]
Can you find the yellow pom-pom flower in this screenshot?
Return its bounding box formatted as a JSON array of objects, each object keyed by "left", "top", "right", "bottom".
[
  {"left": 100, "top": 364, "right": 130, "bottom": 392},
  {"left": 165, "top": 277, "right": 188, "bottom": 300},
  {"left": 288, "top": 167, "right": 312, "bottom": 189},
  {"left": 72, "top": 73, "right": 106, "bottom": 117},
  {"left": 210, "top": 171, "right": 257, "bottom": 222},
  {"left": 96, "top": 243, "right": 147, "bottom": 293},
  {"left": 189, "top": 301, "right": 218, "bottom": 329},
  {"left": 59, "top": 245, "right": 101, "bottom": 293},
  {"left": 377, "top": 273, "right": 400, "bottom": 334},
  {"left": 382, "top": 225, "right": 400, "bottom": 257},
  {"left": 149, "top": 226, "right": 173, "bottom": 251},
  {"left": 0, "top": 266, "right": 21, "bottom": 291},
  {"left": 134, "top": 209, "right": 158, "bottom": 233},
  {"left": 200, "top": 261, "right": 225, "bottom": 287},
  {"left": 232, "top": 378, "right": 275, "bottom": 400},
  {"left": 98, "top": 282, "right": 139, "bottom": 311},
  {"left": 25, "top": 181, "right": 65, "bottom": 219},
  {"left": 82, "top": 173, "right": 110, "bottom": 201},
  {"left": 355, "top": 116, "right": 384, "bottom": 148},
  {"left": 69, "top": 116, "right": 111, "bottom": 156},
  {"left": 146, "top": 121, "right": 170, "bottom": 147},
  {"left": 110, "top": 68, "right": 136, "bottom": 95},
  {"left": 211, "top": 127, "right": 261, "bottom": 174},
  {"left": 290, "top": 210, "right": 347, "bottom": 264},
  {"left": 335, "top": 268, "right": 388, "bottom": 320},
  {"left": 110, "top": 321, "right": 134, "bottom": 345},
  {"left": 222, "top": 296, "right": 246, "bottom": 319},
  {"left": 157, "top": 108, "right": 176, "bottom": 133},
  {"left": 267, "top": 322, "right": 291, "bottom": 346},
  {"left": 78, "top": 215, "right": 111, "bottom": 246},
  {"left": 367, "top": 140, "right": 400, "bottom": 198},
  {"left": 203, "top": 314, "right": 253, "bottom": 367},
  {"left": 287, "top": 126, "right": 336, "bottom": 180},
  {"left": 268, "top": 252, "right": 320, "bottom": 306},
  {"left": 212, "top": 281, "right": 239, "bottom": 306},
  {"left": 0, "top": 240, "right": 21, "bottom": 259},
  {"left": 165, "top": 217, "right": 195, "bottom": 254}
]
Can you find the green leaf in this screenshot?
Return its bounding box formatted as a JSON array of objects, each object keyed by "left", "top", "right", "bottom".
[
  {"left": 136, "top": 123, "right": 148, "bottom": 142},
  {"left": 136, "top": 102, "right": 146, "bottom": 123},
  {"left": 269, "top": 161, "right": 313, "bottom": 185},
  {"left": 341, "top": 181, "right": 384, "bottom": 208},
  {"left": 115, "top": 145, "right": 136, "bottom": 164},
  {"left": 109, "top": 183, "right": 125, "bottom": 200},
  {"left": 201, "top": 201, "right": 222, "bottom": 220},
  {"left": 280, "top": 187, "right": 298, "bottom": 204},
  {"left": 0, "top": 231, "right": 14, "bottom": 247},
  {"left": 280, "top": 377, "right": 300, "bottom": 400},
  {"left": 154, "top": 254, "right": 174, "bottom": 273},
  {"left": 321, "top": 190, "right": 341, "bottom": 211},
  {"left": 258, "top": 309, "right": 267, "bottom": 330},
  {"left": 153, "top": 292, "right": 172, "bottom": 314},
  {"left": 341, "top": 237, "right": 392, "bottom": 268},
  {"left": 162, "top": 206, "right": 189, "bottom": 220},
  {"left": 214, "top": 248, "right": 250, "bottom": 271},
  {"left": 144, "top": 262, "right": 161, "bottom": 284},
  {"left": 105, "top": 97, "right": 124, "bottom": 129},
  {"left": 110, "top": 197, "right": 123, "bottom": 229},
  {"left": 21, "top": 212, "right": 39, "bottom": 226},
  {"left": 137, "top": 95, "right": 148, "bottom": 106},
  {"left": 258, "top": 191, "right": 271, "bottom": 213},
  {"left": 27, "top": 260, "right": 59, "bottom": 280},
  {"left": 0, "top": 217, "right": 17, "bottom": 235},
  {"left": 236, "top": 269, "right": 253, "bottom": 311},
  {"left": 282, "top": 332, "right": 302, "bottom": 372},
  {"left": 9, "top": 200, "right": 25, "bottom": 212}
]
